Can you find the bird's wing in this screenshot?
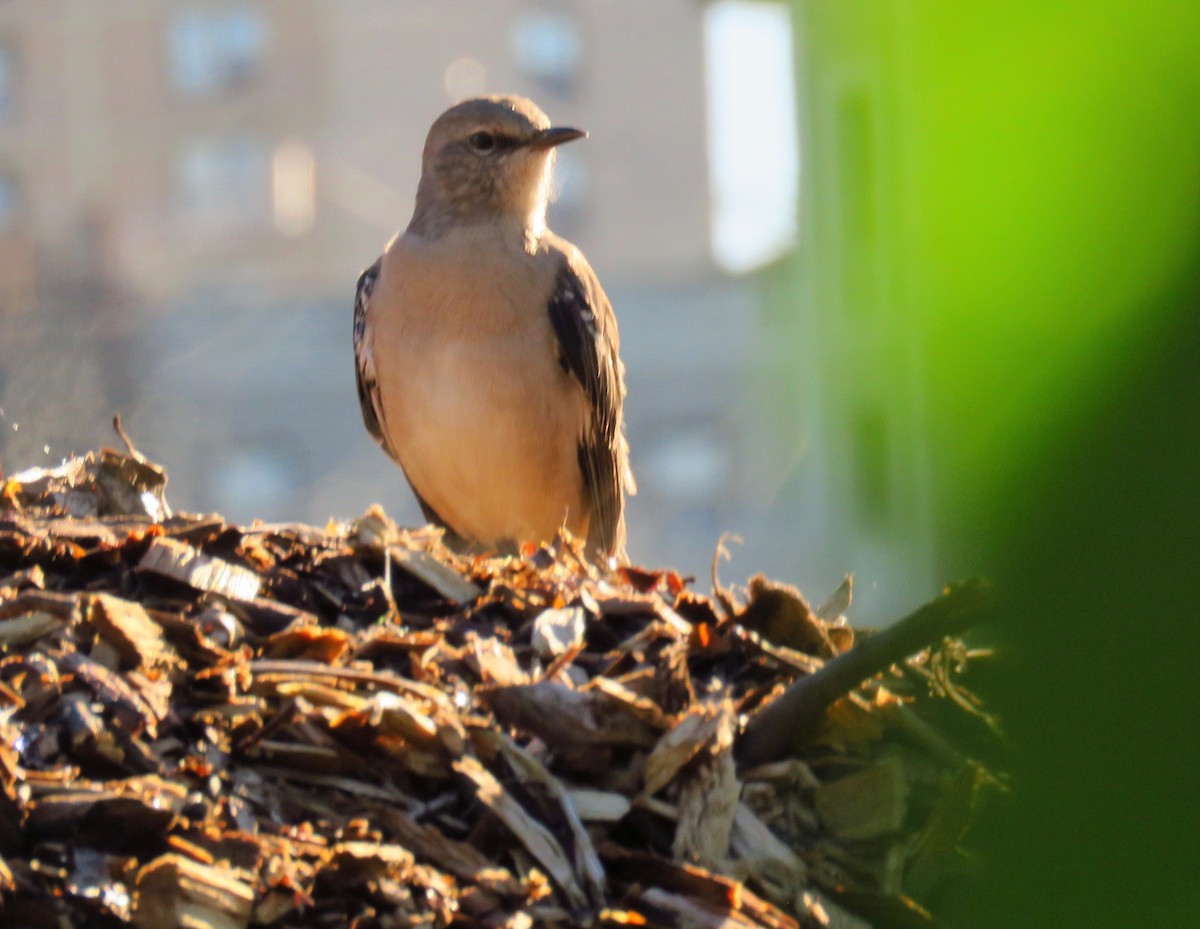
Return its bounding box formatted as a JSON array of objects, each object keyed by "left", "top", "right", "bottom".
[
  {"left": 546, "top": 245, "right": 635, "bottom": 557},
  {"left": 353, "top": 257, "right": 396, "bottom": 458}
]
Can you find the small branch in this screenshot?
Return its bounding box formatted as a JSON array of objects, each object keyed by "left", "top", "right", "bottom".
[{"left": 736, "top": 579, "right": 993, "bottom": 768}]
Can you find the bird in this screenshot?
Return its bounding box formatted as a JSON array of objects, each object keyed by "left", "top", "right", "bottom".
[{"left": 353, "top": 95, "right": 635, "bottom": 560}]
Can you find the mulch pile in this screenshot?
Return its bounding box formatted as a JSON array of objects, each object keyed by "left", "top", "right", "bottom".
[{"left": 0, "top": 440, "right": 1001, "bottom": 929}]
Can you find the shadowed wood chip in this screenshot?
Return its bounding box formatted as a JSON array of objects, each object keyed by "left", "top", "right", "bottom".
[
  {"left": 87, "top": 593, "right": 178, "bottom": 671},
  {"left": 0, "top": 590, "right": 77, "bottom": 646},
  {"left": 27, "top": 776, "right": 187, "bottom": 844},
  {"left": 323, "top": 840, "right": 414, "bottom": 884},
  {"left": 370, "top": 804, "right": 527, "bottom": 897},
  {"left": 60, "top": 692, "right": 125, "bottom": 767},
  {"left": 671, "top": 699, "right": 738, "bottom": 868},
  {"left": 232, "top": 598, "right": 319, "bottom": 636},
  {"left": 489, "top": 680, "right": 659, "bottom": 749},
  {"left": 729, "top": 803, "right": 807, "bottom": 907},
  {"left": 248, "top": 766, "right": 418, "bottom": 806},
  {"left": 454, "top": 756, "right": 589, "bottom": 912},
  {"left": 244, "top": 740, "right": 354, "bottom": 773},
  {"left": 498, "top": 734, "right": 607, "bottom": 908},
  {"left": 57, "top": 650, "right": 163, "bottom": 738},
  {"left": 137, "top": 537, "right": 261, "bottom": 602},
  {"left": 131, "top": 853, "right": 253, "bottom": 929},
  {"left": 586, "top": 676, "right": 671, "bottom": 730},
  {"left": 390, "top": 545, "right": 482, "bottom": 603},
  {"left": 814, "top": 756, "right": 909, "bottom": 841},
  {"left": 644, "top": 698, "right": 733, "bottom": 798}
]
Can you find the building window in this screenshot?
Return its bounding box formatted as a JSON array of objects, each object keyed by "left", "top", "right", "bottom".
[
  {"left": 512, "top": 8, "right": 582, "bottom": 96},
  {"left": 175, "top": 137, "right": 270, "bottom": 230},
  {"left": 169, "top": 8, "right": 267, "bottom": 97},
  {"left": 703, "top": 1, "right": 799, "bottom": 272}
]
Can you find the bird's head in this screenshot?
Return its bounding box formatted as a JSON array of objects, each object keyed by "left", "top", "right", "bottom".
[{"left": 412, "top": 95, "right": 585, "bottom": 240}]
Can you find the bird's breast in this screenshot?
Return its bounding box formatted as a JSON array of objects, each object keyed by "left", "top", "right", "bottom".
[{"left": 369, "top": 238, "right": 589, "bottom": 547}]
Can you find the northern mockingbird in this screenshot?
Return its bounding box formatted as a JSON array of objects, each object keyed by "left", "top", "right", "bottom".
[{"left": 354, "top": 95, "right": 635, "bottom": 559}]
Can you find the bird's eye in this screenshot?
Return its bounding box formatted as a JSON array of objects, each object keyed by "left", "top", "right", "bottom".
[{"left": 468, "top": 132, "right": 496, "bottom": 153}]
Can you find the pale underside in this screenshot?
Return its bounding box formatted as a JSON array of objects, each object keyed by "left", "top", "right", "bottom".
[{"left": 369, "top": 225, "right": 591, "bottom": 547}]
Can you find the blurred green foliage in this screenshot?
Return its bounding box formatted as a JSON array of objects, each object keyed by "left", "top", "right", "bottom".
[
  {"left": 908, "top": 1, "right": 1200, "bottom": 536},
  {"left": 786, "top": 1, "right": 1200, "bottom": 925}
]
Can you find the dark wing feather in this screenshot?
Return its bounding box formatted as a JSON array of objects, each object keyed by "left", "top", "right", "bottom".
[
  {"left": 546, "top": 250, "right": 634, "bottom": 557},
  {"left": 353, "top": 258, "right": 394, "bottom": 456}
]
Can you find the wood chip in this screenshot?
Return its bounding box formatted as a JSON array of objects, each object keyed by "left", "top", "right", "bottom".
[
  {"left": 0, "top": 443, "right": 1000, "bottom": 929},
  {"left": 567, "top": 788, "right": 632, "bottom": 823},
  {"left": 532, "top": 606, "right": 587, "bottom": 658},
  {"left": 0, "top": 609, "right": 66, "bottom": 647},
  {"left": 131, "top": 853, "right": 253, "bottom": 929},
  {"left": 390, "top": 544, "right": 482, "bottom": 603},
  {"left": 88, "top": 593, "right": 177, "bottom": 671},
  {"left": 671, "top": 699, "right": 738, "bottom": 868},
  {"left": 644, "top": 698, "right": 731, "bottom": 797},
  {"left": 455, "top": 756, "right": 589, "bottom": 911},
  {"left": 499, "top": 734, "right": 607, "bottom": 908},
  {"left": 137, "top": 537, "right": 261, "bottom": 601}
]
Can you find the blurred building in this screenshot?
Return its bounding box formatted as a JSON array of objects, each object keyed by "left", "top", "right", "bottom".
[
  {"left": 0, "top": 1, "right": 711, "bottom": 305},
  {"left": 0, "top": 0, "right": 778, "bottom": 588}
]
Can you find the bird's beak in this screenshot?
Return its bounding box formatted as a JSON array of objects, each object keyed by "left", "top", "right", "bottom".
[{"left": 528, "top": 126, "right": 587, "bottom": 150}]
